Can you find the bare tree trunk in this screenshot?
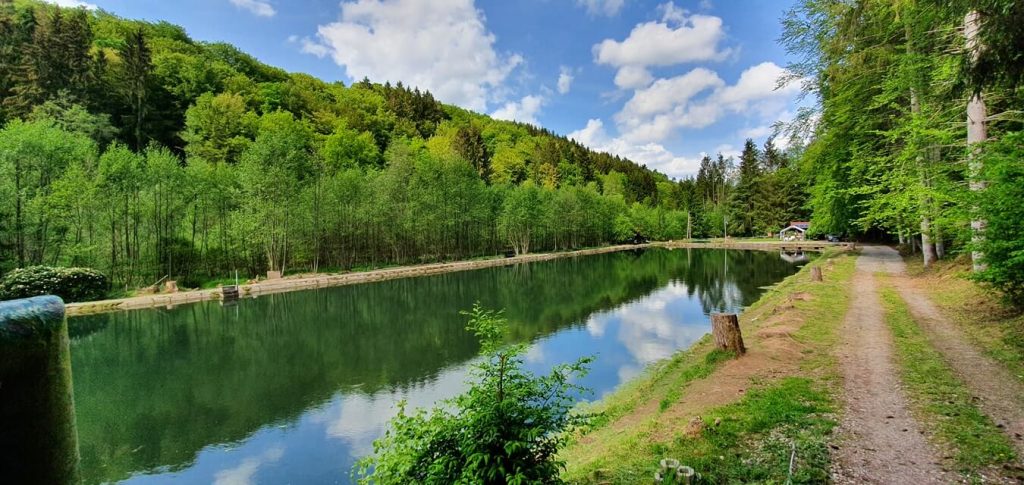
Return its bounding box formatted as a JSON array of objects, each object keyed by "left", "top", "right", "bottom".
[
  {"left": 906, "top": 24, "right": 937, "bottom": 268},
  {"left": 965, "top": 10, "right": 988, "bottom": 272}
]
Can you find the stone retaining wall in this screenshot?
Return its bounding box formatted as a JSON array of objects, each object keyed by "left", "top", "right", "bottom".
[{"left": 65, "top": 241, "right": 850, "bottom": 316}]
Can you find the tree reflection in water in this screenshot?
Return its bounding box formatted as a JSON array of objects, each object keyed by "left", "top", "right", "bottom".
[{"left": 68, "top": 248, "right": 803, "bottom": 484}]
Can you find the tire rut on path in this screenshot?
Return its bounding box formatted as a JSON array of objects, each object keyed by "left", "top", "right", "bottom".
[
  {"left": 831, "top": 246, "right": 951, "bottom": 484},
  {"left": 892, "top": 269, "right": 1024, "bottom": 460}
]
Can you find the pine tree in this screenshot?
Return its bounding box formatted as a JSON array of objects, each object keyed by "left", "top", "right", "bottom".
[
  {"left": 453, "top": 124, "right": 491, "bottom": 182},
  {"left": 731, "top": 139, "right": 761, "bottom": 235},
  {"left": 120, "top": 28, "right": 152, "bottom": 151}
]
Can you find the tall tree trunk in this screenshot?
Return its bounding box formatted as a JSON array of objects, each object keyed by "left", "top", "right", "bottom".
[
  {"left": 14, "top": 162, "right": 24, "bottom": 267},
  {"left": 965, "top": 10, "right": 988, "bottom": 271},
  {"left": 906, "top": 24, "right": 937, "bottom": 267}
]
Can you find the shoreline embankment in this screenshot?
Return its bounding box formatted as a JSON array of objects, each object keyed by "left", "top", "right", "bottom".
[{"left": 65, "top": 240, "right": 848, "bottom": 316}]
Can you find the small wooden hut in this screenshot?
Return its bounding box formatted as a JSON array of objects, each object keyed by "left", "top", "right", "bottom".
[{"left": 779, "top": 221, "right": 810, "bottom": 241}]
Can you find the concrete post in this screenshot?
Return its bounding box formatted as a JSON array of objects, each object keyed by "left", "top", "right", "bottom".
[{"left": 0, "top": 296, "right": 81, "bottom": 484}]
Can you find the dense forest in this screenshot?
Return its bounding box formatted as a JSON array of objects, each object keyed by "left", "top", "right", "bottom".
[
  {"left": 3, "top": 0, "right": 1021, "bottom": 304},
  {"left": 781, "top": 0, "right": 1024, "bottom": 302},
  {"left": 0, "top": 0, "right": 807, "bottom": 291}
]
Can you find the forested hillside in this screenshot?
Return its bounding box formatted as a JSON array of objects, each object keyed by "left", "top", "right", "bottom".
[
  {"left": 0, "top": 0, "right": 810, "bottom": 291},
  {"left": 781, "top": 0, "right": 1024, "bottom": 303}
]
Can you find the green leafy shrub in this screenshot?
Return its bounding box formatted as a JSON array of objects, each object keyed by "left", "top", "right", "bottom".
[
  {"left": 0, "top": 266, "right": 109, "bottom": 303},
  {"left": 356, "top": 304, "right": 594, "bottom": 484},
  {"left": 976, "top": 132, "right": 1024, "bottom": 307}
]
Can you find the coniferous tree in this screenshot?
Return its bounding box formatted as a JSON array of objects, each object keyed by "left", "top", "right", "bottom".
[
  {"left": 453, "top": 124, "right": 491, "bottom": 182},
  {"left": 731, "top": 139, "right": 761, "bottom": 235},
  {"left": 119, "top": 28, "right": 151, "bottom": 151}
]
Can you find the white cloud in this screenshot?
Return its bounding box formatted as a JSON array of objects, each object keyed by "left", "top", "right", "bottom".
[
  {"left": 716, "top": 61, "right": 799, "bottom": 114},
  {"left": 568, "top": 118, "right": 703, "bottom": 179},
  {"left": 322, "top": 363, "right": 471, "bottom": 456},
  {"left": 45, "top": 0, "right": 97, "bottom": 9},
  {"left": 576, "top": 0, "right": 626, "bottom": 16},
  {"left": 658, "top": 1, "right": 687, "bottom": 23},
  {"left": 213, "top": 446, "right": 285, "bottom": 485},
  {"left": 492, "top": 95, "right": 544, "bottom": 125},
  {"left": 615, "top": 67, "right": 724, "bottom": 143},
  {"left": 613, "top": 65, "right": 653, "bottom": 89},
  {"left": 594, "top": 4, "right": 731, "bottom": 88},
  {"left": 229, "top": 0, "right": 276, "bottom": 17},
  {"left": 714, "top": 143, "right": 741, "bottom": 159},
  {"left": 299, "top": 37, "right": 331, "bottom": 58},
  {"left": 614, "top": 62, "right": 800, "bottom": 144},
  {"left": 304, "top": 0, "right": 523, "bottom": 112},
  {"left": 557, "top": 67, "right": 574, "bottom": 95},
  {"left": 739, "top": 125, "right": 773, "bottom": 139}
]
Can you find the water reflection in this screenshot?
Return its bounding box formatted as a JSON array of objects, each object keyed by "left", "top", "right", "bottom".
[
  {"left": 780, "top": 250, "right": 810, "bottom": 264},
  {"left": 68, "top": 248, "right": 803, "bottom": 484}
]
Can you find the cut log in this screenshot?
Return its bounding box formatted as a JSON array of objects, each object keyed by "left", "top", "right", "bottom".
[
  {"left": 711, "top": 313, "right": 746, "bottom": 355},
  {"left": 810, "top": 266, "right": 823, "bottom": 282}
]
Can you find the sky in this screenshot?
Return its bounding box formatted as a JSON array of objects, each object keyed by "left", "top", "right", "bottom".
[{"left": 50, "top": 0, "right": 806, "bottom": 179}]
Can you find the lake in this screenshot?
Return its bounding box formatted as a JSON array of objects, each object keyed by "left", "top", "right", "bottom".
[{"left": 68, "top": 248, "right": 806, "bottom": 484}]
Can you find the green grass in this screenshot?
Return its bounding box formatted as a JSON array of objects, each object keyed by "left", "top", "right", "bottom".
[
  {"left": 579, "top": 335, "right": 719, "bottom": 433},
  {"left": 904, "top": 257, "right": 1024, "bottom": 386},
  {"left": 570, "top": 378, "right": 836, "bottom": 484},
  {"left": 198, "top": 277, "right": 242, "bottom": 289},
  {"left": 561, "top": 250, "right": 858, "bottom": 483},
  {"left": 880, "top": 285, "right": 1018, "bottom": 476},
  {"left": 658, "top": 350, "right": 735, "bottom": 411},
  {"left": 791, "top": 252, "right": 856, "bottom": 366}
]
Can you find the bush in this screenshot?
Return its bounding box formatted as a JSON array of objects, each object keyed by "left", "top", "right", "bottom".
[
  {"left": 356, "top": 304, "right": 594, "bottom": 484},
  {"left": 975, "top": 131, "right": 1024, "bottom": 307},
  {"left": 0, "top": 266, "right": 109, "bottom": 303}
]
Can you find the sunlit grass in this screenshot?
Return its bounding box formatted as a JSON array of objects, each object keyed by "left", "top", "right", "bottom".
[
  {"left": 904, "top": 256, "right": 1024, "bottom": 386},
  {"left": 880, "top": 285, "right": 1017, "bottom": 476},
  {"left": 561, "top": 250, "right": 857, "bottom": 483}
]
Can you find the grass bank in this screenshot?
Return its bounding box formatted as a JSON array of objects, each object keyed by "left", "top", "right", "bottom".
[
  {"left": 904, "top": 256, "right": 1024, "bottom": 386},
  {"left": 561, "top": 248, "right": 857, "bottom": 483},
  {"left": 879, "top": 284, "right": 1017, "bottom": 480}
]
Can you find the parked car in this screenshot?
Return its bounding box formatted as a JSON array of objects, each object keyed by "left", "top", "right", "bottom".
[{"left": 825, "top": 234, "right": 842, "bottom": 242}]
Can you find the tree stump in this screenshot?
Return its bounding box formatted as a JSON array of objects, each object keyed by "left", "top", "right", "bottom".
[
  {"left": 810, "top": 266, "right": 823, "bottom": 282},
  {"left": 711, "top": 313, "right": 746, "bottom": 355}
]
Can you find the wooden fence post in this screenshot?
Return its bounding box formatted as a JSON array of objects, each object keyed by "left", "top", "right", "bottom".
[
  {"left": 811, "top": 266, "right": 823, "bottom": 282},
  {"left": 711, "top": 313, "right": 746, "bottom": 355},
  {"left": 0, "top": 295, "right": 81, "bottom": 484}
]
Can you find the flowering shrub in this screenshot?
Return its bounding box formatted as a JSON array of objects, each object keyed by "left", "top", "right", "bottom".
[{"left": 0, "top": 266, "right": 108, "bottom": 303}]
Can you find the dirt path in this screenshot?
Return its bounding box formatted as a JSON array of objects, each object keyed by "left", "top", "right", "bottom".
[
  {"left": 894, "top": 272, "right": 1024, "bottom": 459},
  {"left": 831, "top": 246, "right": 951, "bottom": 484}
]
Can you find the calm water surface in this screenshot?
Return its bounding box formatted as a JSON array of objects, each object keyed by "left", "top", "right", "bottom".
[{"left": 69, "top": 248, "right": 805, "bottom": 484}]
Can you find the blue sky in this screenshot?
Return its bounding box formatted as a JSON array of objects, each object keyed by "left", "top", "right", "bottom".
[{"left": 53, "top": 0, "right": 804, "bottom": 179}]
